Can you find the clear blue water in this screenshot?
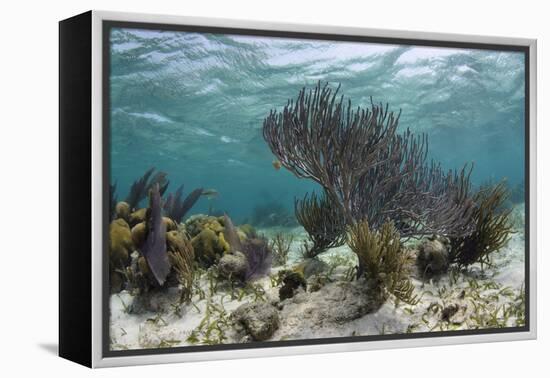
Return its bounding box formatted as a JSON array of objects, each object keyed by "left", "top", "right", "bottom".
[{"left": 109, "top": 28, "right": 525, "bottom": 222}]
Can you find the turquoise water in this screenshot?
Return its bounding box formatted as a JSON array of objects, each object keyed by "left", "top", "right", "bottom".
[{"left": 109, "top": 28, "right": 525, "bottom": 222}]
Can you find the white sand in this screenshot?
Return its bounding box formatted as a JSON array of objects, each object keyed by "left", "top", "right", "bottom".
[{"left": 110, "top": 205, "right": 526, "bottom": 350}]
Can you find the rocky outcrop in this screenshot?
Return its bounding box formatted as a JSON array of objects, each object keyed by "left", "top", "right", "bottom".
[
  {"left": 231, "top": 302, "right": 280, "bottom": 341},
  {"left": 277, "top": 278, "right": 385, "bottom": 330},
  {"left": 218, "top": 252, "right": 249, "bottom": 281},
  {"left": 277, "top": 270, "right": 307, "bottom": 301},
  {"left": 299, "top": 258, "right": 329, "bottom": 278},
  {"left": 416, "top": 236, "right": 450, "bottom": 276}
]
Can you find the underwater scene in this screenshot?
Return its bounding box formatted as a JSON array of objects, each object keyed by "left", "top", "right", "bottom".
[{"left": 107, "top": 26, "right": 527, "bottom": 351}]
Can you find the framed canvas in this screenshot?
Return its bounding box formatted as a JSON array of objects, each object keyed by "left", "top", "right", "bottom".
[{"left": 59, "top": 10, "right": 537, "bottom": 368}]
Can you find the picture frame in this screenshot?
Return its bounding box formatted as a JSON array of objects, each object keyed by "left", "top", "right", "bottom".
[{"left": 59, "top": 10, "right": 537, "bottom": 368}]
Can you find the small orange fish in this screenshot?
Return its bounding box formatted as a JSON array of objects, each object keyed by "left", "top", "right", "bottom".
[{"left": 272, "top": 160, "right": 282, "bottom": 170}]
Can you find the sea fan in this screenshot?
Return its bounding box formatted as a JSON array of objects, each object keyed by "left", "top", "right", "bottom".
[
  {"left": 221, "top": 214, "right": 272, "bottom": 280},
  {"left": 164, "top": 185, "right": 204, "bottom": 223},
  {"left": 140, "top": 183, "right": 170, "bottom": 286},
  {"left": 242, "top": 237, "right": 273, "bottom": 280},
  {"left": 125, "top": 167, "right": 169, "bottom": 210}
]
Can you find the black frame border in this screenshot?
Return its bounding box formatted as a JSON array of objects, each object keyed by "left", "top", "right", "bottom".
[
  {"left": 102, "top": 19, "right": 531, "bottom": 359},
  {"left": 59, "top": 11, "right": 93, "bottom": 367}
]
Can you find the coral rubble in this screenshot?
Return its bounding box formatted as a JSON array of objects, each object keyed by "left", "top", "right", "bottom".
[
  {"left": 232, "top": 302, "right": 280, "bottom": 341},
  {"left": 416, "top": 236, "right": 451, "bottom": 277}
]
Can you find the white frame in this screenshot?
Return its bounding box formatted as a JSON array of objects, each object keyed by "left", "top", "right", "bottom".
[{"left": 90, "top": 10, "right": 537, "bottom": 368}]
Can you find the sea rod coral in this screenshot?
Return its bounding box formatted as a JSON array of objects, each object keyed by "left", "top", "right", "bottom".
[
  {"left": 164, "top": 184, "right": 204, "bottom": 224},
  {"left": 125, "top": 167, "right": 169, "bottom": 211},
  {"left": 263, "top": 82, "right": 475, "bottom": 240},
  {"left": 347, "top": 220, "right": 417, "bottom": 304},
  {"left": 449, "top": 182, "right": 514, "bottom": 267},
  {"left": 294, "top": 191, "right": 346, "bottom": 258}
]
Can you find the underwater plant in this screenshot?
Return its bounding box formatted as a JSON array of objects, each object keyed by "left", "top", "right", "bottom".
[
  {"left": 125, "top": 167, "right": 170, "bottom": 211},
  {"left": 222, "top": 214, "right": 272, "bottom": 280},
  {"left": 295, "top": 191, "right": 346, "bottom": 258},
  {"left": 163, "top": 184, "right": 204, "bottom": 224},
  {"left": 167, "top": 230, "right": 195, "bottom": 303},
  {"left": 269, "top": 232, "right": 294, "bottom": 266},
  {"left": 449, "top": 182, "right": 514, "bottom": 267},
  {"left": 139, "top": 183, "right": 171, "bottom": 286},
  {"left": 241, "top": 237, "right": 273, "bottom": 281},
  {"left": 347, "top": 220, "right": 417, "bottom": 304},
  {"left": 263, "top": 82, "right": 475, "bottom": 239}
]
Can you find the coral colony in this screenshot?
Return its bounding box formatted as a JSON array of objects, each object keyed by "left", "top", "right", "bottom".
[{"left": 109, "top": 83, "right": 523, "bottom": 350}]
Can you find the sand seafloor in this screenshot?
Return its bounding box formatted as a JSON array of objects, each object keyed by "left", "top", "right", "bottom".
[{"left": 109, "top": 205, "right": 526, "bottom": 351}]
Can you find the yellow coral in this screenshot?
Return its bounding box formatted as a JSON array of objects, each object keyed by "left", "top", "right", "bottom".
[
  {"left": 236, "top": 230, "right": 247, "bottom": 242},
  {"left": 109, "top": 218, "right": 133, "bottom": 268},
  {"left": 217, "top": 232, "right": 231, "bottom": 253},
  {"left": 205, "top": 219, "right": 224, "bottom": 234},
  {"left": 130, "top": 217, "right": 176, "bottom": 250},
  {"left": 191, "top": 228, "right": 225, "bottom": 267},
  {"left": 131, "top": 222, "right": 147, "bottom": 248},
  {"left": 167, "top": 230, "right": 191, "bottom": 254},
  {"left": 129, "top": 208, "right": 147, "bottom": 226},
  {"left": 115, "top": 201, "right": 131, "bottom": 221},
  {"left": 163, "top": 217, "right": 177, "bottom": 232},
  {"left": 109, "top": 219, "right": 133, "bottom": 294}
]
